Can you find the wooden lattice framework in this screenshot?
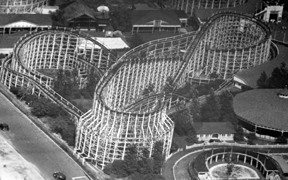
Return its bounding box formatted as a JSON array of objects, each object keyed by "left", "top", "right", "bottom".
[
  {"left": 0, "top": 0, "right": 47, "bottom": 14},
  {"left": 0, "top": 13, "right": 271, "bottom": 170},
  {"left": 169, "top": 0, "right": 247, "bottom": 16}
]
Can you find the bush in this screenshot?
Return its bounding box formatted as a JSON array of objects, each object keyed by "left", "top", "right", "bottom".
[
  {"left": 10, "top": 86, "right": 20, "bottom": 96},
  {"left": 170, "top": 141, "right": 179, "bottom": 153},
  {"left": 30, "top": 97, "right": 61, "bottom": 118}
]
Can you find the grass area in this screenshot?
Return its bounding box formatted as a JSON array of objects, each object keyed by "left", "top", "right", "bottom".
[{"left": 71, "top": 98, "right": 93, "bottom": 112}]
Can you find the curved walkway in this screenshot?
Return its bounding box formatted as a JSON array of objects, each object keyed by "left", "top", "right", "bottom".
[
  {"left": 162, "top": 147, "right": 204, "bottom": 180},
  {"left": 162, "top": 145, "right": 288, "bottom": 180}
]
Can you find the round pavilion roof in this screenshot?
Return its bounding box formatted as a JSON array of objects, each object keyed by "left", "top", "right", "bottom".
[{"left": 234, "top": 89, "right": 288, "bottom": 131}]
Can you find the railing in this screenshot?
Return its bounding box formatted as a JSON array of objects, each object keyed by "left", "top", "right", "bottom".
[
  {"left": 4, "top": 67, "right": 83, "bottom": 117},
  {"left": 186, "top": 141, "right": 288, "bottom": 150}
]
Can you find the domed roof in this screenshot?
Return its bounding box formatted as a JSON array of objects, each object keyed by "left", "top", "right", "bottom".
[{"left": 234, "top": 89, "right": 288, "bottom": 131}]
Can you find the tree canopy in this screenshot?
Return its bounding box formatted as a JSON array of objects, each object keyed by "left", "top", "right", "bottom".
[
  {"left": 200, "top": 88, "right": 221, "bottom": 122},
  {"left": 257, "top": 62, "right": 288, "bottom": 89},
  {"left": 103, "top": 142, "right": 165, "bottom": 179},
  {"left": 110, "top": 6, "right": 132, "bottom": 32}
]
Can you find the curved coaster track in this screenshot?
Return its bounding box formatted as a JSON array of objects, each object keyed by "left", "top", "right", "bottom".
[
  {"left": 0, "top": 0, "right": 47, "bottom": 13},
  {"left": 0, "top": 12, "right": 272, "bottom": 169}
]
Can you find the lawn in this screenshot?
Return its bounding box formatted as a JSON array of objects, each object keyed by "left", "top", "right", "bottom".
[{"left": 71, "top": 98, "right": 93, "bottom": 112}]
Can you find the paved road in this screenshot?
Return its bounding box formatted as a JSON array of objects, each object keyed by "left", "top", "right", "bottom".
[{"left": 0, "top": 92, "right": 88, "bottom": 180}]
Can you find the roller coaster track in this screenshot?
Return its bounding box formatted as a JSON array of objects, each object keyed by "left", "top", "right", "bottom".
[
  {"left": 0, "top": 12, "right": 272, "bottom": 168},
  {"left": 1, "top": 28, "right": 117, "bottom": 118},
  {"left": 72, "top": 12, "right": 272, "bottom": 168},
  {"left": 95, "top": 12, "right": 271, "bottom": 113}
]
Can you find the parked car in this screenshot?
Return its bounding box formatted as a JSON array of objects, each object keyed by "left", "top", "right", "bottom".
[
  {"left": 0, "top": 123, "right": 9, "bottom": 131},
  {"left": 53, "top": 172, "right": 66, "bottom": 180}
]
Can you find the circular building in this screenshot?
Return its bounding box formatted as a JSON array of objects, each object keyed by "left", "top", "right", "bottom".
[
  {"left": 234, "top": 89, "right": 288, "bottom": 139},
  {"left": 0, "top": 0, "right": 47, "bottom": 14}
]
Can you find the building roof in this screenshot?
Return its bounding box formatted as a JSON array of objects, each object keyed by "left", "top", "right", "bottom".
[
  {"left": 0, "top": 14, "right": 52, "bottom": 26},
  {"left": 131, "top": 10, "right": 181, "bottom": 26},
  {"left": 194, "top": 122, "right": 235, "bottom": 134},
  {"left": 62, "top": 1, "right": 96, "bottom": 21},
  {"left": 78, "top": 37, "right": 129, "bottom": 50},
  {"left": 235, "top": 44, "right": 288, "bottom": 88},
  {"left": 0, "top": 31, "right": 29, "bottom": 48},
  {"left": 234, "top": 89, "right": 288, "bottom": 131},
  {"left": 174, "top": 10, "right": 188, "bottom": 19},
  {"left": 271, "top": 155, "right": 288, "bottom": 174}
]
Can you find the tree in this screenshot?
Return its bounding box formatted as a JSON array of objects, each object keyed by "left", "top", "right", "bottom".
[
  {"left": 224, "top": 152, "right": 236, "bottom": 179},
  {"left": 152, "top": 141, "right": 165, "bottom": 174},
  {"left": 124, "top": 144, "right": 139, "bottom": 175},
  {"left": 200, "top": 88, "right": 221, "bottom": 122},
  {"left": 53, "top": 69, "right": 80, "bottom": 99},
  {"left": 267, "top": 62, "right": 288, "bottom": 88},
  {"left": 188, "top": 96, "right": 201, "bottom": 122},
  {"left": 218, "top": 90, "right": 238, "bottom": 126},
  {"left": 169, "top": 106, "right": 194, "bottom": 136},
  {"left": 137, "top": 148, "right": 153, "bottom": 175},
  {"left": 257, "top": 71, "right": 268, "bottom": 88},
  {"left": 50, "top": 10, "right": 67, "bottom": 27},
  {"left": 85, "top": 68, "right": 99, "bottom": 98},
  {"left": 110, "top": 6, "right": 132, "bottom": 32},
  {"left": 129, "top": 34, "right": 145, "bottom": 49},
  {"left": 209, "top": 72, "right": 219, "bottom": 79},
  {"left": 103, "top": 160, "right": 129, "bottom": 178},
  {"left": 48, "top": 0, "right": 56, "bottom": 6},
  {"left": 175, "top": 82, "right": 198, "bottom": 98},
  {"left": 30, "top": 98, "right": 52, "bottom": 117},
  {"left": 170, "top": 141, "right": 179, "bottom": 153}
]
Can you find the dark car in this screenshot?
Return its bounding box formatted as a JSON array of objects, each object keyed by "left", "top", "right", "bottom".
[
  {"left": 0, "top": 123, "right": 9, "bottom": 131},
  {"left": 53, "top": 172, "right": 66, "bottom": 180}
]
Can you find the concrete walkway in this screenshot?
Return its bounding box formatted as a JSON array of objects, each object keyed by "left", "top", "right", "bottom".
[{"left": 0, "top": 134, "right": 44, "bottom": 180}]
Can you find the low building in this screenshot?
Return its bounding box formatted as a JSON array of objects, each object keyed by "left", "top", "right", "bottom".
[
  {"left": 62, "top": 1, "right": 110, "bottom": 31},
  {"left": 234, "top": 88, "right": 288, "bottom": 140},
  {"left": 131, "top": 10, "right": 181, "bottom": 33},
  {"left": 255, "top": 1, "right": 284, "bottom": 23},
  {"left": 194, "top": 122, "right": 235, "bottom": 142},
  {"left": 0, "top": 14, "right": 52, "bottom": 35}
]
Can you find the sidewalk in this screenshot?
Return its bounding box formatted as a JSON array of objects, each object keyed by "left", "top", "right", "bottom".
[{"left": 0, "top": 134, "right": 44, "bottom": 180}]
